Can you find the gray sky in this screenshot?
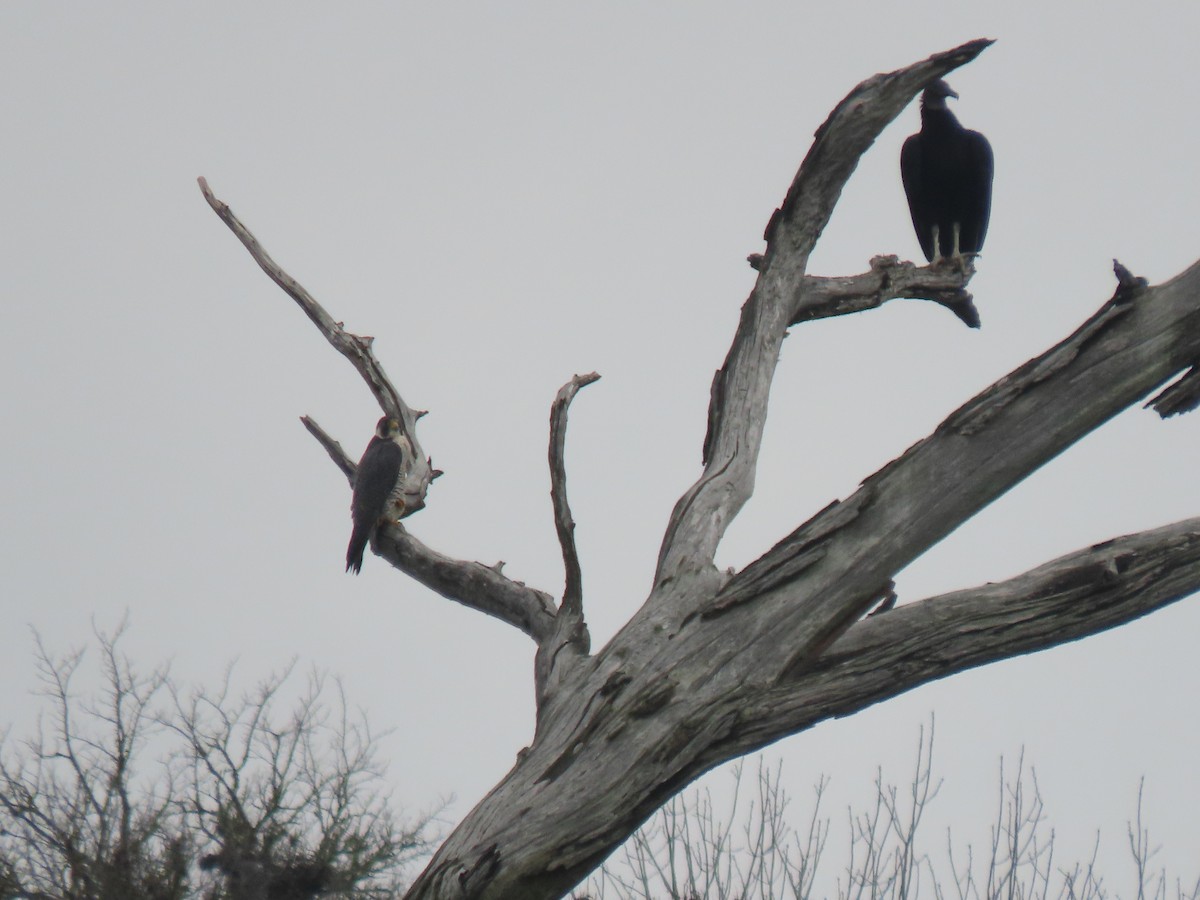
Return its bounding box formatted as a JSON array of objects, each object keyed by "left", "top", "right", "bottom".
[{"left": 3, "top": 0, "right": 1198, "bottom": 884}]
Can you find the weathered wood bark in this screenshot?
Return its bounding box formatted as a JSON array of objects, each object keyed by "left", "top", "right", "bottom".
[
  {"left": 398, "top": 264, "right": 1200, "bottom": 900},
  {"left": 202, "top": 38, "right": 1200, "bottom": 900},
  {"left": 199, "top": 177, "right": 437, "bottom": 518}
]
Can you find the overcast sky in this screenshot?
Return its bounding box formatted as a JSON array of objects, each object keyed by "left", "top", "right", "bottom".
[{"left": 3, "top": 1, "right": 1199, "bottom": 887}]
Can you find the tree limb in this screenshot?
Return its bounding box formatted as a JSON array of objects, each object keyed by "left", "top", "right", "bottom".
[
  {"left": 402, "top": 255, "right": 1200, "bottom": 900},
  {"left": 300, "top": 415, "right": 557, "bottom": 643},
  {"left": 533, "top": 374, "right": 599, "bottom": 711},
  {"left": 198, "top": 176, "right": 435, "bottom": 516},
  {"left": 746, "top": 252, "right": 980, "bottom": 327},
  {"left": 704, "top": 516, "right": 1200, "bottom": 766},
  {"left": 374, "top": 526, "right": 559, "bottom": 644},
  {"left": 788, "top": 255, "right": 981, "bottom": 328},
  {"left": 549, "top": 373, "right": 599, "bottom": 619},
  {"left": 201, "top": 37, "right": 1200, "bottom": 899},
  {"left": 702, "top": 257, "right": 1200, "bottom": 687},
  {"left": 201, "top": 182, "right": 562, "bottom": 640},
  {"left": 657, "top": 39, "right": 994, "bottom": 588}
]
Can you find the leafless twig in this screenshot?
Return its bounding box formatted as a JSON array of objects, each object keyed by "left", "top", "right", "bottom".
[
  {"left": 197, "top": 176, "right": 434, "bottom": 517},
  {"left": 550, "top": 372, "right": 600, "bottom": 617}
]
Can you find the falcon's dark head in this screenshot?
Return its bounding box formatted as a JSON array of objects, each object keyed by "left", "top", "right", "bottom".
[
  {"left": 375, "top": 416, "right": 402, "bottom": 440},
  {"left": 921, "top": 79, "right": 959, "bottom": 110}
]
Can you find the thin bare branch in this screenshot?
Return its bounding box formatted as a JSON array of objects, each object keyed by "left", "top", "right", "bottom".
[
  {"left": 161, "top": 660, "right": 434, "bottom": 894},
  {"left": 656, "top": 39, "right": 993, "bottom": 589},
  {"left": 198, "top": 178, "right": 404, "bottom": 419},
  {"left": 200, "top": 184, "right": 557, "bottom": 641},
  {"left": 532, "top": 373, "right": 599, "bottom": 710},
  {"left": 1, "top": 626, "right": 182, "bottom": 898},
  {"left": 550, "top": 373, "right": 600, "bottom": 617},
  {"left": 301, "top": 415, "right": 356, "bottom": 483},
  {"left": 198, "top": 176, "right": 434, "bottom": 517}
]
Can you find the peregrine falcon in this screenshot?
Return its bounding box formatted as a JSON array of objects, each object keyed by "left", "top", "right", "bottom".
[{"left": 345, "top": 415, "right": 409, "bottom": 574}]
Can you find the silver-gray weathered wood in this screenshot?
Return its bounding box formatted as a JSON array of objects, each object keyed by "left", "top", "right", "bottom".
[{"left": 201, "top": 38, "right": 1200, "bottom": 900}]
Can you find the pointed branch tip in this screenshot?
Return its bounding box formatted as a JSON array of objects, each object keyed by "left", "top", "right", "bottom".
[
  {"left": 549, "top": 372, "right": 595, "bottom": 622},
  {"left": 300, "top": 415, "right": 356, "bottom": 484}
]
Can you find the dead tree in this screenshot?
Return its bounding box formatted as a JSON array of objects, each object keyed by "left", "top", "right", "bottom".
[{"left": 200, "top": 39, "right": 1200, "bottom": 900}]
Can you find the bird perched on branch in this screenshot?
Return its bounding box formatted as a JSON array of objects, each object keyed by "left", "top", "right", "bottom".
[
  {"left": 346, "top": 415, "right": 409, "bottom": 573},
  {"left": 901, "top": 79, "right": 993, "bottom": 264}
]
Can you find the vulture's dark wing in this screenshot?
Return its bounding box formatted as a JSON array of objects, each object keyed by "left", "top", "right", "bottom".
[
  {"left": 959, "top": 129, "right": 994, "bottom": 255},
  {"left": 900, "top": 134, "right": 934, "bottom": 261}
]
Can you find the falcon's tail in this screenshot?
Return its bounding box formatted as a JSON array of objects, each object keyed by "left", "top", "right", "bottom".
[{"left": 346, "top": 524, "right": 371, "bottom": 574}]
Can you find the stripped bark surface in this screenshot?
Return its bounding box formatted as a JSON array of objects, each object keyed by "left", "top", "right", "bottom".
[{"left": 202, "top": 38, "right": 1200, "bottom": 900}]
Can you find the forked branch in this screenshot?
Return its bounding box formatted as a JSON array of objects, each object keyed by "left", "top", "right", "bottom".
[
  {"left": 700, "top": 258, "right": 1200, "bottom": 687},
  {"left": 197, "top": 180, "right": 415, "bottom": 425},
  {"left": 198, "top": 176, "right": 434, "bottom": 516},
  {"left": 302, "top": 413, "right": 558, "bottom": 642},
  {"left": 203, "top": 39, "right": 1200, "bottom": 898},
  {"left": 704, "top": 516, "right": 1200, "bottom": 766},
  {"left": 390, "top": 38, "right": 1200, "bottom": 898},
  {"left": 200, "top": 180, "right": 557, "bottom": 643},
  {"left": 749, "top": 252, "right": 981, "bottom": 327},
  {"left": 657, "top": 39, "right": 994, "bottom": 587}
]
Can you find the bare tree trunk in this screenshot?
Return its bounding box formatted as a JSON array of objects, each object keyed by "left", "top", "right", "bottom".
[{"left": 200, "top": 38, "right": 1200, "bottom": 900}]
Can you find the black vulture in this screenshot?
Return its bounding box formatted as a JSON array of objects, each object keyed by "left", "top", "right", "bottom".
[{"left": 901, "top": 80, "right": 993, "bottom": 264}]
